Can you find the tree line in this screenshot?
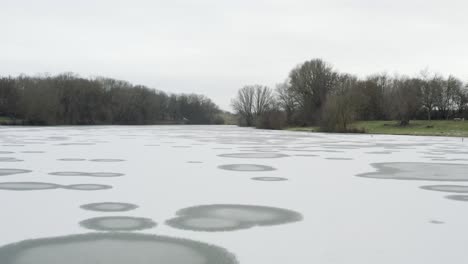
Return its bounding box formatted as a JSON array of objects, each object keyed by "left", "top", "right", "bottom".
[
  {"left": 231, "top": 59, "right": 468, "bottom": 131},
  {"left": 0, "top": 73, "right": 223, "bottom": 125}
]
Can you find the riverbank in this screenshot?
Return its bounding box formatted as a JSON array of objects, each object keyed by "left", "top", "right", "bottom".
[
  {"left": 287, "top": 120, "right": 468, "bottom": 137},
  {"left": 0, "top": 116, "right": 190, "bottom": 126}
]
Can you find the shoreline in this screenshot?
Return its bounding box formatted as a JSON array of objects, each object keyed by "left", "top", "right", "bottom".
[{"left": 285, "top": 120, "right": 468, "bottom": 138}]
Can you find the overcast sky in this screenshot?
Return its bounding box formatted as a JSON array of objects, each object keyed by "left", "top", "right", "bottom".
[{"left": 1, "top": 0, "right": 467, "bottom": 110}]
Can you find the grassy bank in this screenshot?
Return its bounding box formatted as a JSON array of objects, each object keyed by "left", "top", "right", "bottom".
[
  {"left": 287, "top": 120, "right": 468, "bottom": 137},
  {"left": 0, "top": 116, "right": 18, "bottom": 125}
]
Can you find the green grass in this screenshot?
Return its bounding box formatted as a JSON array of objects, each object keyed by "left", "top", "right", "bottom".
[
  {"left": 0, "top": 116, "right": 12, "bottom": 122},
  {"left": 286, "top": 120, "right": 468, "bottom": 137},
  {"left": 286, "top": 126, "right": 320, "bottom": 132}
]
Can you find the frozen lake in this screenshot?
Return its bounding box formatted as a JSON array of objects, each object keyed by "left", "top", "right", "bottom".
[{"left": 0, "top": 125, "right": 468, "bottom": 263}]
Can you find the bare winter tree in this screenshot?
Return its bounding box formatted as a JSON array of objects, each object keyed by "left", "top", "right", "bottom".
[
  {"left": 231, "top": 86, "right": 255, "bottom": 126},
  {"left": 254, "top": 85, "right": 274, "bottom": 116},
  {"left": 438, "top": 75, "right": 463, "bottom": 119},
  {"left": 419, "top": 71, "right": 442, "bottom": 120},
  {"left": 388, "top": 77, "right": 422, "bottom": 126},
  {"left": 453, "top": 84, "right": 468, "bottom": 117},
  {"left": 275, "top": 80, "right": 298, "bottom": 124},
  {"left": 232, "top": 85, "right": 274, "bottom": 126}
]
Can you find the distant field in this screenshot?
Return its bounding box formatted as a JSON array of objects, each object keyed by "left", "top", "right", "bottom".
[
  {"left": 287, "top": 120, "right": 468, "bottom": 137},
  {"left": 287, "top": 126, "right": 321, "bottom": 133},
  {"left": 0, "top": 116, "right": 13, "bottom": 124}
]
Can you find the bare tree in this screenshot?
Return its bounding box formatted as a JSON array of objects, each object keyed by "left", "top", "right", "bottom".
[
  {"left": 275, "top": 80, "right": 298, "bottom": 124},
  {"left": 419, "top": 71, "right": 441, "bottom": 120},
  {"left": 388, "top": 77, "right": 422, "bottom": 126},
  {"left": 254, "top": 85, "right": 274, "bottom": 116},
  {"left": 453, "top": 84, "right": 468, "bottom": 117},
  {"left": 231, "top": 85, "right": 274, "bottom": 126},
  {"left": 231, "top": 86, "right": 255, "bottom": 126},
  {"left": 441, "top": 75, "right": 462, "bottom": 119}
]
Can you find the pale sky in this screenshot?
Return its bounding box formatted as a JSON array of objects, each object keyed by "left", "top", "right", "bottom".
[{"left": 1, "top": 0, "right": 467, "bottom": 110}]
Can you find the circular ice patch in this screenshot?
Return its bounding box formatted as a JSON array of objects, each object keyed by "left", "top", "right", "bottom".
[
  {"left": 49, "top": 172, "right": 124, "bottom": 177},
  {"left": 218, "top": 164, "right": 276, "bottom": 172},
  {"left": 58, "top": 143, "right": 95, "bottom": 146},
  {"left": 0, "top": 169, "right": 32, "bottom": 176},
  {"left": 0, "top": 157, "right": 23, "bottom": 162},
  {"left": 89, "top": 159, "right": 125, "bottom": 162},
  {"left": 58, "top": 158, "right": 86, "bottom": 161},
  {"left": 88, "top": 172, "right": 124, "bottom": 177},
  {"left": 251, "top": 177, "right": 288, "bottom": 182},
  {"left": 356, "top": 162, "right": 468, "bottom": 181},
  {"left": 218, "top": 153, "right": 288, "bottom": 159},
  {"left": 0, "top": 182, "right": 62, "bottom": 191},
  {"left": 80, "top": 202, "right": 138, "bottom": 212},
  {"left": 420, "top": 185, "right": 468, "bottom": 193},
  {"left": 366, "top": 151, "right": 393, "bottom": 154},
  {"left": 166, "top": 217, "right": 242, "bottom": 232},
  {"left": 166, "top": 204, "right": 303, "bottom": 232},
  {"left": 445, "top": 195, "right": 468, "bottom": 202},
  {"left": 0, "top": 233, "right": 238, "bottom": 264},
  {"left": 80, "top": 216, "right": 156, "bottom": 231},
  {"left": 63, "top": 184, "right": 113, "bottom": 191},
  {"left": 49, "top": 172, "right": 90, "bottom": 176}
]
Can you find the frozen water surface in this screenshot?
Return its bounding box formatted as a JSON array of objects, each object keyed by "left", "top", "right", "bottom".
[
  {"left": 89, "top": 159, "right": 126, "bottom": 162},
  {"left": 49, "top": 172, "right": 124, "bottom": 177},
  {"left": 58, "top": 158, "right": 86, "bottom": 161},
  {"left": 357, "top": 162, "right": 468, "bottom": 181},
  {"left": 0, "top": 233, "right": 237, "bottom": 264},
  {"left": 218, "top": 153, "right": 289, "bottom": 159},
  {"left": 445, "top": 195, "right": 468, "bottom": 202},
  {"left": 1, "top": 125, "right": 468, "bottom": 263},
  {"left": 0, "top": 169, "right": 31, "bottom": 176},
  {"left": 251, "top": 177, "right": 288, "bottom": 181},
  {"left": 80, "top": 202, "right": 138, "bottom": 212},
  {"left": 80, "top": 216, "right": 156, "bottom": 231},
  {"left": 0, "top": 157, "right": 23, "bottom": 162},
  {"left": 420, "top": 185, "right": 468, "bottom": 193},
  {"left": 0, "top": 182, "right": 61, "bottom": 191},
  {"left": 63, "top": 184, "right": 113, "bottom": 191},
  {"left": 166, "top": 204, "right": 302, "bottom": 232},
  {"left": 218, "top": 164, "right": 276, "bottom": 171}
]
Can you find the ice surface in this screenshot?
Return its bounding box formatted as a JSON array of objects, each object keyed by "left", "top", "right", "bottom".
[
  {"left": 0, "top": 233, "right": 237, "bottom": 264},
  {"left": 80, "top": 216, "right": 156, "bottom": 231},
  {"left": 166, "top": 204, "right": 302, "bottom": 232},
  {"left": 80, "top": 202, "right": 138, "bottom": 212},
  {"left": 1, "top": 125, "right": 468, "bottom": 263},
  {"left": 218, "top": 164, "right": 276, "bottom": 171}
]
